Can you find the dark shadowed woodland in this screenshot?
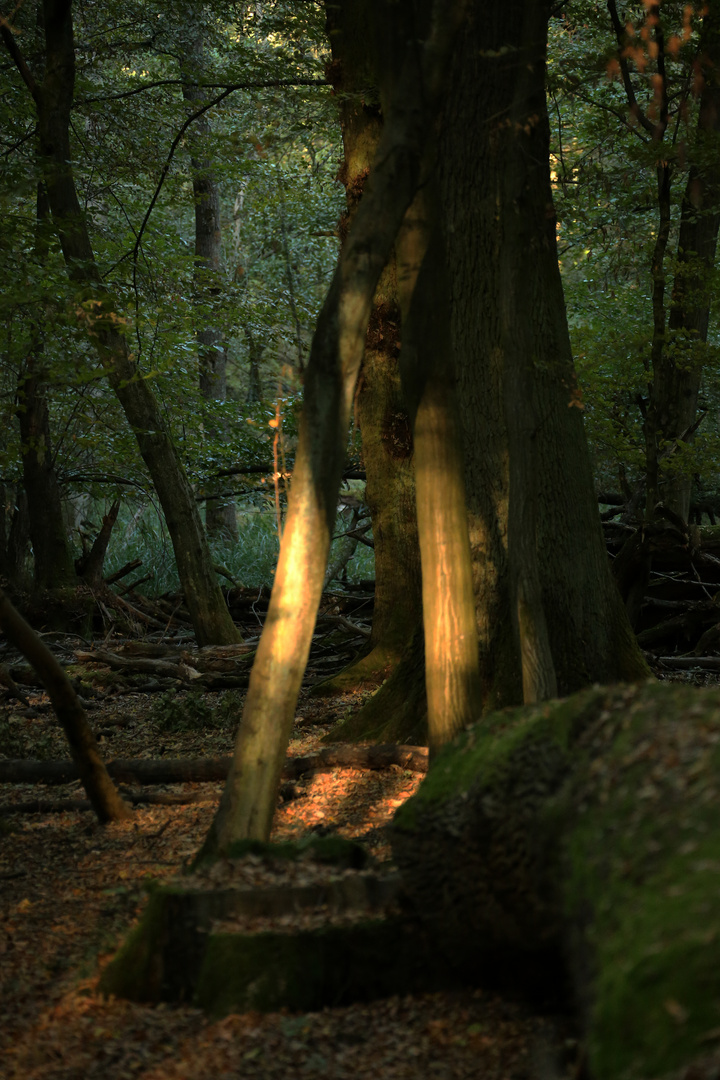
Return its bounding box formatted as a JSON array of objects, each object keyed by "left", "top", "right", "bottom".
[{"left": 3, "top": 2, "right": 720, "bottom": 1078}]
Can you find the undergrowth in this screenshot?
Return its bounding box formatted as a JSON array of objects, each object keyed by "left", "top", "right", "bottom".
[
  {"left": 103, "top": 505, "right": 375, "bottom": 595},
  {"left": 147, "top": 690, "right": 243, "bottom": 733}
]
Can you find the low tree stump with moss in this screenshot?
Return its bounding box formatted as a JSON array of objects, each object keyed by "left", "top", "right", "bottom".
[
  {"left": 390, "top": 681, "right": 720, "bottom": 1080},
  {"left": 99, "top": 836, "right": 452, "bottom": 1014}
]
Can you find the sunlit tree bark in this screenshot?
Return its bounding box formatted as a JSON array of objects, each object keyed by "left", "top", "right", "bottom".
[
  {"left": 396, "top": 185, "right": 482, "bottom": 752},
  {"left": 318, "top": 0, "right": 422, "bottom": 702},
  {"left": 197, "top": 0, "right": 468, "bottom": 853}
]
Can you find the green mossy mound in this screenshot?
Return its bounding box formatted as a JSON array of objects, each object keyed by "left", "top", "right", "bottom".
[{"left": 391, "top": 680, "right": 720, "bottom": 1080}]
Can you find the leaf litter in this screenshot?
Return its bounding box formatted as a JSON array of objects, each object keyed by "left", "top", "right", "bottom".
[{"left": 1, "top": 685, "right": 575, "bottom": 1079}]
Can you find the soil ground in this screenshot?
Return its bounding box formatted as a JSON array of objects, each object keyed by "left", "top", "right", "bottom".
[{"left": 0, "top": 675, "right": 579, "bottom": 1080}]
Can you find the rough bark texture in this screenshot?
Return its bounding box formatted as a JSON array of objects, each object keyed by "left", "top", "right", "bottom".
[
  {"left": 0, "top": 586, "right": 130, "bottom": 822},
  {"left": 196, "top": 0, "right": 468, "bottom": 853},
  {"left": 439, "top": 0, "right": 648, "bottom": 708},
  {"left": 318, "top": 0, "right": 422, "bottom": 696},
  {"left": 396, "top": 187, "right": 482, "bottom": 755},
  {"left": 6, "top": 0, "right": 240, "bottom": 647},
  {"left": 390, "top": 680, "right": 720, "bottom": 1080}
]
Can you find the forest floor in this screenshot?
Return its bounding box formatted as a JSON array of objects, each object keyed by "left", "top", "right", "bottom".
[{"left": 0, "top": 638, "right": 600, "bottom": 1080}]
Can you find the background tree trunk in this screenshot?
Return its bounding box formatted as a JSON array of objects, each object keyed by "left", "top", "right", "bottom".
[
  {"left": 659, "top": 3, "right": 720, "bottom": 519},
  {"left": 14, "top": 0, "right": 240, "bottom": 646},
  {"left": 18, "top": 182, "right": 76, "bottom": 593},
  {"left": 181, "top": 13, "right": 238, "bottom": 543}
]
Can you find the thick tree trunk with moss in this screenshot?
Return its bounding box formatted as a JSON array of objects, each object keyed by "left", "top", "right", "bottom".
[
  {"left": 439, "top": 0, "right": 647, "bottom": 709},
  {"left": 7, "top": 0, "right": 240, "bottom": 647},
  {"left": 181, "top": 18, "right": 237, "bottom": 543},
  {"left": 390, "top": 680, "right": 720, "bottom": 1080},
  {"left": 319, "top": 0, "right": 422, "bottom": 697}
]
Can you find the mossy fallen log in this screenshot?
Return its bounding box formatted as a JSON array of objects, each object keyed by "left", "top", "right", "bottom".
[{"left": 390, "top": 680, "right": 720, "bottom": 1080}]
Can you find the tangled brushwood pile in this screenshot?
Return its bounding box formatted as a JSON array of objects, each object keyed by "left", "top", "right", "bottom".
[{"left": 605, "top": 512, "right": 720, "bottom": 670}]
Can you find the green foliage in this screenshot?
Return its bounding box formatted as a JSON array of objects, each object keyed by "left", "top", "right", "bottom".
[
  {"left": 549, "top": 3, "right": 720, "bottom": 492},
  {"left": 0, "top": 0, "right": 346, "bottom": 582},
  {"left": 148, "top": 689, "right": 243, "bottom": 733}
]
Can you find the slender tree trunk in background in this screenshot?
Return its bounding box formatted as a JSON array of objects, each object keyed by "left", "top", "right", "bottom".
[
  {"left": 17, "top": 368, "right": 76, "bottom": 591},
  {"left": 319, "top": 0, "right": 422, "bottom": 699},
  {"left": 181, "top": 15, "right": 238, "bottom": 543},
  {"left": 243, "top": 325, "right": 264, "bottom": 403},
  {"left": 396, "top": 187, "right": 482, "bottom": 755},
  {"left": 0, "top": 586, "right": 130, "bottom": 822},
  {"left": 196, "top": 0, "right": 464, "bottom": 854},
  {"left": 2, "top": 0, "right": 240, "bottom": 646},
  {"left": 440, "top": 0, "right": 647, "bottom": 707},
  {"left": 659, "top": 3, "right": 720, "bottom": 520},
  {"left": 0, "top": 488, "right": 31, "bottom": 587},
  {"left": 18, "top": 181, "right": 77, "bottom": 593}
]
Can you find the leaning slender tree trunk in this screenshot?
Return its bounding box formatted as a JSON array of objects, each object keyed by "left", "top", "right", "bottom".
[
  {"left": 0, "top": 0, "right": 240, "bottom": 647},
  {"left": 196, "top": 0, "right": 467, "bottom": 854},
  {"left": 0, "top": 586, "right": 130, "bottom": 822}
]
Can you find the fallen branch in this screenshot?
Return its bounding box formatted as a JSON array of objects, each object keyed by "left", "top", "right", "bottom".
[
  {"left": 0, "top": 789, "right": 219, "bottom": 815},
  {"left": 0, "top": 744, "right": 429, "bottom": 787},
  {"left": 656, "top": 656, "right": 720, "bottom": 671}
]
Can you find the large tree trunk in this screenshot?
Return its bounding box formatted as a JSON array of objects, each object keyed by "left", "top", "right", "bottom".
[
  {"left": 396, "top": 185, "right": 482, "bottom": 756},
  {"left": 196, "top": 0, "right": 467, "bottom": 854},
  {"left": 3, "top": 0, "right": 240, "bottom": 647},
  {"left": 318, "top": 0, "right": 422, "bottom": 699},
  {"left": 439, "top": 0, "right": 648, "bottom": 708},
  {"left": 181, "top": 15, "right": 238, "bottom": 543}
]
